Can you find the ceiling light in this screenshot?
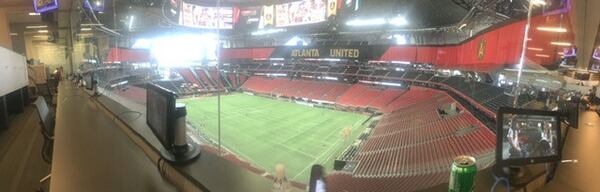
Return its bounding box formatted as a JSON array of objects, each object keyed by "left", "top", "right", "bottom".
[
  {"left": 458, "top": 23, "right": 467, "bottom": 30},
  {"left": 26, "top": 25, "right": 47, "bottom": 29},
  {"left": 28, "top": 12, "right": 40, "bottom": 16},
  {"left": 81, "top": 28, "right": 92, "bottom": 31},
  {"left": 38, "top": 30, "right": 48, "bottom": 33},
  {"left": 33, "top": 35, "right": 48, "bottom": 38},
  {"left": 346, "top": 18, "right": 386, "bottom": 26},
  {"left": 527, "top": 47, "right": 543, "bottom": 51},
  {"left": 550, "top": 42, "right": 571, "bottom": 46},
  {"left": 9, "top": 33, "right": 18, "bottom": 36},
  {"left": 537, "top": 27, "right": 567, "bottom": 33}
]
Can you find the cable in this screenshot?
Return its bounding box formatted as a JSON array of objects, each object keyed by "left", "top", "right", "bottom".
[{"left": 490, "top": 172, "right": 511, "bottom": 192}]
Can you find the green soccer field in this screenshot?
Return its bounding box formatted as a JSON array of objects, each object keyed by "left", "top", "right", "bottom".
[{"left": 180, "top": 93, "right": 369, "bottom": 183}]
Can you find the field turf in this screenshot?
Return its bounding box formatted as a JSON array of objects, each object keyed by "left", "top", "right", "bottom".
[{"left": 181, "top": 93, "right": 369, "bottom": 182}]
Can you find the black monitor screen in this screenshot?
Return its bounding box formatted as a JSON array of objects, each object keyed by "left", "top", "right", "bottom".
[
  {"left": 497, "top": 108, "right": 561, "bottom": 166},
  {"left": 146, "top": 83, "right": 177, "bottom": 149}
]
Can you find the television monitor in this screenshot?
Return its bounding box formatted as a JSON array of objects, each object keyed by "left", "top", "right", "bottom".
[
  {"left": 33, "top": 0, "right": 59, "bottom": 13},
  {"left": 496, "top": 108, "right": 562, "bottom": 166},
  {"left": 557, "top": 100, "right": 579, "bottom": 128},
  {"left": 309, "top": 164, "right": 327, "bottom": 192},
  {"left": 179, "top": 2, "right": 233, "bottom": 29},
  {"left": 146, "top": 83, "right": 177, "bottom": 150}
]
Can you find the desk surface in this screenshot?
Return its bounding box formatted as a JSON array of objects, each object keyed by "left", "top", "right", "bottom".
[{"left": 50, "top": 82, "right": 176, "bottom": 192}]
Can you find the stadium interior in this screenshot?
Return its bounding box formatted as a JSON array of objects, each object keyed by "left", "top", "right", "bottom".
[{"left": 1, "top": 0, "right": 600, "bottom": 192}]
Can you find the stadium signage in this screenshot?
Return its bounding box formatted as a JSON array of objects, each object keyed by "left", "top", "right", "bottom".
[
  {"left": 286, "top": 47, "right": 362, "bottom": 59},
  {"left": 268, "top": 45, "right": 389, "bottom": 61},
  {"left": 330, "top": 48, "right": 360, "bottom": 58},
  {"left": 291, "top": 49, "right": 320, "bottom": 57}
]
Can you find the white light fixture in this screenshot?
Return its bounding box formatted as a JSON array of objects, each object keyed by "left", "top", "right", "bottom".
[
  {"left": 531, "top": 0, "right": 547, "bottom": 6},
  {"left": 128, "top": 15, "right": 135, "bottom": 31},
  {"left": 81, "top": 28, "right": 92, "bottom": 31},
  {"left": 535, "top": 54, "right": 550, "bottom": 58},
  {"left": 390, "top": 34, "right": 408, "bottom": 45},
  {"left": 26, "top": 25, "right": 47, "bottom": 29},
  {"left": 537, "top": 27, "right": 567, "bottom": 33},
  {"left": 527, "top": 47, "right": 543, "bottom": 51},
  {"left": 550, "top": 42, "right": 571, "bottom": 46},
  {"left": 9, "top": 33, "right": 18, "bottom": 36},
  {"left": 391, "top": 61, "right": 410, "bottom": 64},
  {"left": 251, "top": 28, "right": 286, "bottom": 36},
  {"left": 38, "top": 30, "right": 48, "bottom": 33},
  {"left": 28, "top": 12, "right": 40, "bottom": 16},
  {"left": 33, "top": 35, "right": 48, "bottom": 38},
  {"left": 458, "top": 23, "right": 467, "bottom": 30},
  {"left": 388, "top": 16, "right": 408, "bottom": 26},
  {"left": 346, "top": 18, "right": 386, "bottom": 26}
]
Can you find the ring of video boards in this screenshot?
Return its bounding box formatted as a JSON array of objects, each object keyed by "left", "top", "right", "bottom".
[
  {"left": 275, "top": 0, "right": 326, "bottom": 27},
  {"left": 179, "top": 1, "right": 233, "bottom": 29},
  {"left": 497, "top": 108, "right": 562, "bottom": 166}
]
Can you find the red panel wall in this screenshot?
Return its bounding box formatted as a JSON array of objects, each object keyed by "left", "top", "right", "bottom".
[
  {"left": 106, "top": 48, "right": 150, "bottom": 63},
  {"left": 220, "top": 48, "right": 275, "bottom": 59},
  {"left": 220, "top": 12, "right": 574, "bottom": 72}
]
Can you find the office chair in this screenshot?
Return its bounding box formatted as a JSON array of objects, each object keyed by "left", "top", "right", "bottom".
[{"left": 33, "top": 96, "right": 55, "bottom": 192}]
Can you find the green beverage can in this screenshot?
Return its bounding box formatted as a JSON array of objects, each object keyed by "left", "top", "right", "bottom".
[{"left": 448, "top": 155, "right": 477, "bottom": 192}]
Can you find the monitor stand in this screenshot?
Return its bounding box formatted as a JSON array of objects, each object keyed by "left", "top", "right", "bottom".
[{"left": 161, "top": 143, "right": 201, "bottom": 165}]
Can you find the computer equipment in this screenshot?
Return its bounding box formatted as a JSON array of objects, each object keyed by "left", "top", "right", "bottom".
[
  {"left": 496, "top": 108, "right": 562, "bottom": 166},
  {"left": 146, "top": 83, "right": 200, "bottom": 164},
  {"left": 146, "top": 83, "right": 177, "bottom": 150},
  {"left": 309, "top": 164, "right": 327, "bottom": 192}
]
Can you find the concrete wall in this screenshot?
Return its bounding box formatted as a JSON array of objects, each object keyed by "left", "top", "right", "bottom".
[{"left": 0, "top": 8, "right": 13, "bottom": 49}]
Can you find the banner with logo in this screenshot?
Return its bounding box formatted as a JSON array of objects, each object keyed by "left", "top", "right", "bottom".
[
  {"left": 270, "top": 45, "right": 388, "bottom": 60},
  {"left": 260, "top": 5, "right": 275, "bottom": 28},
  {"left": 327, "top": 0, "right": 337, "bottom": 17}
]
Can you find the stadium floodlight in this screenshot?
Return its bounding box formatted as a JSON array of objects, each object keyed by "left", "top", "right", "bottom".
[
  {"left": 132, "top": 38, "right": 152, "bottom": 49},
  {"left": 537, "top": 27, "right": 567, "bottom": 33},
  {"left": 346, "top": 18, "right": 386, "bottom": 26},
  {"left": 535, "top": 54, "right": 550, "bottom": 58},
  {"left": 550, "top": 42, "right": 571, "bottom": 46},
  {"left": 251, "top": 28, "right": 286, "bottom": 36},
  {"left": 391, "top": 61, "right": 410, "bottom": 64},
  {"left": 526, "top": 47, "right": 543, "bottom": 51},
  {"left": 388, "top": 16, "right": 408, "bottom": 26},
  {"left": 285, "top": 36, "right": 309, "bottom": 46},
  {"left": 391, "top": 34, "right": 408, "bottom": 45}
]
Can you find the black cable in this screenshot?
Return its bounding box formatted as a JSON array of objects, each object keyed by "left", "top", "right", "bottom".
[{"left": 490, "top": 172, "right": 511, "bottom": 192}]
